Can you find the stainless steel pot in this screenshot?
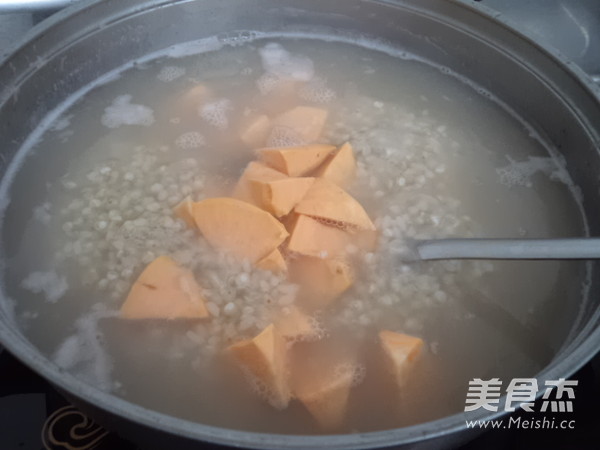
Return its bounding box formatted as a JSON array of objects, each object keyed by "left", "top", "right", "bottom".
[{"left": 1, "top": 0, "right": 600, "bottom": 448}]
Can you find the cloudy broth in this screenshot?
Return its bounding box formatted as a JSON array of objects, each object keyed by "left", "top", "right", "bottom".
[{"left": 0, "top": 36, "right": 587, "bottom": 434}]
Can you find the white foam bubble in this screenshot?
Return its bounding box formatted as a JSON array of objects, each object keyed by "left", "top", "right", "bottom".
[
  {"left": 496, "top": 156, "right": 565, "bottom": 187},
  {"left": 266, "top": 126, "right": 306, "bottom": 147},
  {"left": 299, "top": 77, "right": 336, "bottom": 104},
  {"left": 53, "top": 335, "right": 79, "bottom": 367},
  {"left": 53, "top": 309, "right": 116, "bottom": 392},
  {"left": 199, "top": 98, "right": 231, "bottom": 130},
  {"left": 288, "top": 315, "right": 326, "bottom": 345},
  {"left": 157, "top": 65, "right": 186, "bottom": 82},
  {"left": 256, "top": 72, "right": 283, "bottom": 95},
  {"left": 333, "top": 362, "right": 366, "bottom": 388},
  {"left": 21, "top": 271, "right": 68, "bottom": 303},
  {"left": 258, "top": 43, "right": 314, "bottom": 82},
  {"left": 101, "top": 95, "right": 155, "bottom": 129},
  {"left": 32, "top": 202, "right": 51, "bottom": 225},
  {"left": 243, "top": 368, "right": 288, "bottom": 410},
  {"left": 175, "top": 131, "right": 205, "bottom": 149}
]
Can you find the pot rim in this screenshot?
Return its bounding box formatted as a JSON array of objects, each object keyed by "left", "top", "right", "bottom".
[{"left": 1, "top": 0, "right": 600, "bottom": 448}]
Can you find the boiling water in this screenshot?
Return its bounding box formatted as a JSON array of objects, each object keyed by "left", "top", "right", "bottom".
[{"left": 0, "top": 37, "right": 587, "bottom": 434}]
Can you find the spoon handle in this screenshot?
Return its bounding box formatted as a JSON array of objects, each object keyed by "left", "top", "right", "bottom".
[{"left": 414, "top": 238, "right": 600, "bottom": 261}]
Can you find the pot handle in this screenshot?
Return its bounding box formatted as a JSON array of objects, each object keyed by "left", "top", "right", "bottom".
[{"left": 0, "top": 0, "right": 77, "bottom": 13}]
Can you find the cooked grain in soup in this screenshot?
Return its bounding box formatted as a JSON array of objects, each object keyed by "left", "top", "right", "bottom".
[{"left": 0, "top": 37, "right": 587, "bottom": 434}]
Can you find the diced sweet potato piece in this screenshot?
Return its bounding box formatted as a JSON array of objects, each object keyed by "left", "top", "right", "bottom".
[
  {"left": 285, "top": 213, "right": 377, "bottom": 256},
  {"left": 182, "top": 84, "right": 211, "bottom": 104},
  {"left": 173, "top": 196, "right": 196, "bottom": 228},
  {"left": 228, "top": 324, "right": 291, "bottom": 409},
  {"left": 120, "top": 256, "right": 209, "bottom": 320},
  {"left": 275, "top": 305, "right": 318, "bottom": 341},
  {"left": 294, "top": 360, "right": 355, "bottom": 430},
  {"left": 287, "top": 214, "right": 350, "bottom": 258},
  {"left": 270, "top": 106, "right": 328, "bottom": 144},
  {"left": 290, "top": 257, "right": 354, "bottom": 308},
  {"left": 258, "top": 144, "right": 335, "bottom": 177},
  {"left": 256, "top": 248, "right": 287, "bottom": 273},
  {"left": 316, "top": 142, "right": 357, "bottom": 188},
  {"left": 170, "top": 84, "right": 211, "bottom": 122},
  {"left": 285, "top": 214, "right": 377, "bottom": 258},
  {"left": 250, "top": 177, "right": 315, "bottom": 217},
  {"left": 240, "top": 114, "right": 271, "bottom": 148},
  {"left": 379, "top": 330, "right": 424, "bottom": 388},
  {"left": 232, "top": 161, "right": 287, "bottom": 206},
  {"left": 279, "top": 212, "right": 301, "bottom": 234},
  {"left": 294, "top": 178, "right": 375, "bottom": 231},
  {"left": 192, "top": 198, "right": 289, "bottom": 263}
]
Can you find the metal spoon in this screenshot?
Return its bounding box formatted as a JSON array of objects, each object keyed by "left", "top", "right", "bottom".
[{"left": 405, "top": 238, "right": 600, "bottom": 261}]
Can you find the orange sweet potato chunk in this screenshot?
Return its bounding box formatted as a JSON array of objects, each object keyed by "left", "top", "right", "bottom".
[
  {"left": 258, "top": 144, "right": 335, "bottom": 177},
  {"left": 228, "top": 324, "right": 291, "bottom": 409},
  {"left": 232, "top": 161, "right": 287, "bottom": 206},
  {"left": 181, "top": 84, "right": 211, "bottom": 105},
  {"left": 290, "top": 256, "right": 354, "bottom": 308},
  {"left": 294, "top": 178, "right": 375, "bottom": 231},
  {"left": 379, "top": 330, "right": 424, "bottom": 388},
  {"left": 294, "top": 361, "right": 355, "bottom": 430},
  {"left": 286, "top": 213, "right": 377, "bottom": 257},
  {"left": 256, "top": 248, "right": 287, "bottom": 273},
  {"left": 192, "top": 198, "right": 289, "bottom": 263},
  {"left": 275, "top": 305, "right": 318, "bottom": 341},
  {"left": 173, "top": 196, "right": 196, "bottom": 228},
  {"left": 316, "top": 142, "right": 357, "bottom": 188},
  {"left": 240, "top": 114, "right": 271, "bottom": 148},
  {"left": 271, "top": 106, "right": 328, "bottom": 144},
  {"left": 250, "top": 177, "right": 315, "bottom": 217},
  {"left": 120, "top": 256, "right": 209, "bottom": 320},
  {"left": 169, "top": 84, "right": 211, "bottom": 123},
  {"left": 287, "top": 214, "right": 350, "bottom": 258}
]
